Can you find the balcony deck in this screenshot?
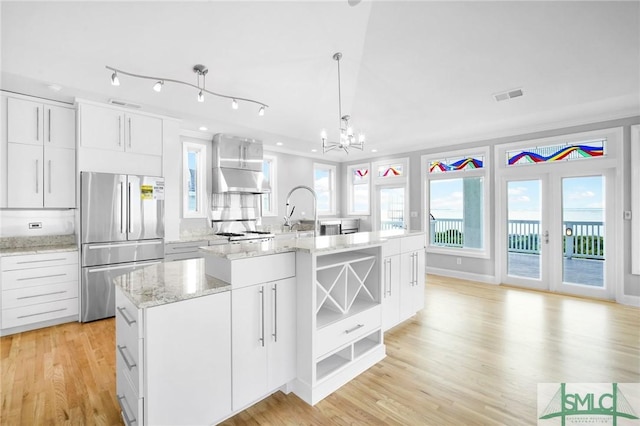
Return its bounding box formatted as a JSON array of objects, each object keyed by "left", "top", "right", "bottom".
[{"left": 507, "top": 252, "right": 604, "bottom": 287}]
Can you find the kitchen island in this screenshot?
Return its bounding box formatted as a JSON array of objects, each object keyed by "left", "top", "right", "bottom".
[{"left": 114, "top": 231, "right": 425, "bottom": 425}]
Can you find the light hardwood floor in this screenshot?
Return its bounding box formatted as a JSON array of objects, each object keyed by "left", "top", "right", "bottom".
[{"left": 2, "top": 275, "right": 638, "bottom": 425}]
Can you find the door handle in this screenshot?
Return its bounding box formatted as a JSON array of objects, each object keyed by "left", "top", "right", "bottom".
[
  {"left": 119, "top": 182, "right": 125, "bottom": 234},
  {"left": 127, "top": 182, "right": 132, "bottom": 233},
  {"left": 272, "top": 284, "right": 278, "bottom": 342},
  {"left": 259, "top": 287, "right": 265, "bottom": 347},
  {"left": 35, "top": 159, "right": 39, "bottom": 194}
]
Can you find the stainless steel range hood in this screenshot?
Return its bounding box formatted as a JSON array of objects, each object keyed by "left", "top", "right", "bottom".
[{"left": 212, "top": 134, "right": 269, "bottom": 193}]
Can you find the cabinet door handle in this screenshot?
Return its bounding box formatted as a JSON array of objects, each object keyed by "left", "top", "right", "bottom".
[
  {"left": 17, "top": 307, "right": 66, "bottom": 319},
  {"left": 117, "top": 395, "right": 136, "bottom": 426},
  {"left": 48, "top": 108, "right": 51, "bottom": 142},
  {"left": 35, "top": 159, "right": 39, "bottom": 194},
  {"left": 17, "top": 290, "right": 67, "bottom": 300},
  {"left": 128, "top": 118, "right": 132, "bottom": 148},
  {"left": 117, "top": 306, "right": 137, "bottom": 326},
  {"left": 345, "top": 324, "right": 365, "bottom": 334},
  {"left": 17, "top": 273, "right": 67, "bottom": 281},
  {"left": 36, "top": 107, "right": 40, "bottom": 141},
  {"left": 48, "top": 160, "right": 52, "bottom": 193},
  {"left": 272, "top": 284, "right": 278, "bottom": 342},
  {"left": 259, "top": 287, "right": 265, "bottom": 347},
  {"left": 117, "top": 345, "right": 137, "bottom": 370},
  {"left": 118, "top": 116, "right": 122, "bottom": 146}
]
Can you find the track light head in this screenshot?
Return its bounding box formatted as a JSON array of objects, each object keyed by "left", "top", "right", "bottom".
[
  {"left": 111, "top": 71, "right": 120, "bottom": 86},
  {"left": 153, "top": 80, "right": 163, "bottom": 92},
  {"left": 232, "top": 99, "right": 239, "bottom": 110},
  {"left": 197, "top": 90, "right": 204, "bottom": 102},
  {"left": 258, "top": 105, "right": 265, "bottom": 116}
]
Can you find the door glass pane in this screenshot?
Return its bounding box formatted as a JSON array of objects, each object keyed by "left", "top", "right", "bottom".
[
  {"left": 380, "top": 187, "right": 405, "bottom": 230},
  {"left": 562, "top": 176, "right": 604, "bottom": 287},
  {"left": 507, "top": 180, "right": 541, "bottom": 279}
]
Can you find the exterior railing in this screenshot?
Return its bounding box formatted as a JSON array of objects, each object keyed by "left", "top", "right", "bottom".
[
  {"left": 429, "top": 218, "right": 604, "bottom": 259},
  {"left": 380, "top": 220, "right": 405, "bottom": 230}
]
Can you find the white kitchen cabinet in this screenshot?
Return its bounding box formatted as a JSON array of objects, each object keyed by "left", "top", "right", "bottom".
[
  {"left": 381, "top": 238, "right": 402, "bottom": 331},
  {"left": 399, "top": 235, "right": 426, "bottom": 322},
  {"left": 6, "top": 143, "right": 75, "bottom": 208},
  {"left": 79, "top": 103, "right": 162, "bottom": 156},
  {"left": 232, "top": 277, "right": 296, "bottom": 411},
  {"left": 1, "top": 251, "right": 79, "bottom": 335},
  {"left": 2, "top": 95, "right": 76, "bottom": 208},
  {"left": 7, "top": 97, "right": 75, "bottom": 148},
  {"left": 115, "top": 286, "right": 232, "bottom": 426}
]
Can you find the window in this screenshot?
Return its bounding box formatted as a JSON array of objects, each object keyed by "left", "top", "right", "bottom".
[
  {"left": 183, "top": 141, "right": 207, "bottom": 218},
  {"left": 347, "top": 164, "right": 370, "bottom": 215},
  {"left": 423, "top": 148, "right": 490, "bottom": 257},
  {"left": 261, "top": 155, "right": 277, "bottom": 216},
  {"left": 314, "top": 163, "right": 336, "bottom": 215},
  {"left": 372, "top": 158, "right": 409, "bottom": 231},
  {"left": 506, "top": 139, "right": 605, "bottom": 166}
]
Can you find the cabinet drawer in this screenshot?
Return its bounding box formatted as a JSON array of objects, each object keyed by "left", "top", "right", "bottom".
[
  {"left": 316, "top": 305, "right": 381, "bottom": 358},
  {"left": 382, "top": 238, "right": 401, "bottom": 257},
  {"left": 1, "top": 251, "right": 78, "bottom": 271},
  {"left": 2, "top": 280, "right": 78, "bottom": 309},
  {"left": 115, "top": 287, "right": 142, "bottom": 336},
  {"left": 117, "top": 363, "right": 143, "bottom": 426},
  {"left": 2, "top": 264, "right": 78, "bottom": 290},
  {"left": 2, "top": 297, "right": 78, "bottom": 329},
  {"left": 164, "top": 241, "right": 208, "bottom": 255},
  {"left": 401, "top": 235, "right": 425, "bottom": 253},
  {"left": 117, "top": 343, "right": 141, "bottom": 396},
  {"left": 116, "top": 314, "right": 141, "bottom": 379}
]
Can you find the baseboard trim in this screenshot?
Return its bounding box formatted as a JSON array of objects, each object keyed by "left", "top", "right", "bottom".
[
  {"left": 617, "top": 293, "right": 640, "bottom": 307},
  {"left": 426, "top": 267, "right": 498, "bottom": 285}
]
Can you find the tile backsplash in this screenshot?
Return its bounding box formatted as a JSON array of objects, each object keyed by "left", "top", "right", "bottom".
[{"left": 0, "top": 210, "right": 75, "bottom": 237}]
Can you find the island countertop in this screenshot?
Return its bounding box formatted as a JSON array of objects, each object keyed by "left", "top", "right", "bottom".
[
  {"left": 199, "top": 230, "right": 425, "bottom": 260},
  {"left": 114, "top": 258, "right": 230, "bottom": 309}
]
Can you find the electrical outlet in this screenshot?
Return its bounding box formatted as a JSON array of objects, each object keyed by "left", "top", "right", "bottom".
[
  {"left": 624, "top": 211, "right": 632, "bottom": 220},
  {"left": 28, "top": 222, "right": 42, "bottom": 229},
  {"left": 456, "top": 257, "right": 462, "bottom": 265}
]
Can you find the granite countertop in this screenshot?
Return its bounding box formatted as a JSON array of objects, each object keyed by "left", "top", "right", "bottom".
[
  {"left": 200, "top": 231, "right": 425, "bottom": 260},
  {"left": 114, "top": 258, "right": 230, "bottom": 309},
  {"left": 0, "top": 235, "right": 78, "bottom": 257}
]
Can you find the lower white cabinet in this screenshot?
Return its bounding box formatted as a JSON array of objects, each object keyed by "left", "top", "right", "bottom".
[
  {"left": 115, "top": 287, "right": 232, "bottom": 425},
  {"left": 1, "top": 251, "right": 79, "bottom": 335},
  {"left": 232, "top": 277, "right": 296, "bottom": 411},
  {"left": 381, "top": 234, "right": 426, "bottom": 331}
]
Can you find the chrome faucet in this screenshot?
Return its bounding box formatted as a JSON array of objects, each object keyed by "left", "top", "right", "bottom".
[{"left": 285, "top": 185, "right": 318, "bottom": 237}]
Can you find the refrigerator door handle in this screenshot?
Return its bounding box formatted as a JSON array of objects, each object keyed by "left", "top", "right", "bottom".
[
  {"left": 86, "top": 261, "right": 162, "bottom": 273},
  {"left": 86, "top": 240, "right": 163, "bottom": 250},
  {"left": 127, "top": 182, "right": 132, "bottom": 234},
  {"left": 119, "top": 182, "right": 125, "bottom": 234}
]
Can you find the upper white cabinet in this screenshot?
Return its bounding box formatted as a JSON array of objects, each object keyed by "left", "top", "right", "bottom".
[
  {"left": 7, "top": 97, "right": 75, "bottom": 148},
  {"left": 79, "top": 103, "right": 162, "bottom": 156},
  {"left": 2, "top": 95, "right": 76, "bottom": 208}
]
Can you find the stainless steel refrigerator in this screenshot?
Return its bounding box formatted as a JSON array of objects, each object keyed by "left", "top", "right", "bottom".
[{"left": 80, "top": 172, "right": 165, "bottom": 322}]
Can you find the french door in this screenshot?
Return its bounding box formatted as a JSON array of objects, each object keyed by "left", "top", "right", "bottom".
[{"left": 500, "top": 170, "right": 614, "bottom": 299}]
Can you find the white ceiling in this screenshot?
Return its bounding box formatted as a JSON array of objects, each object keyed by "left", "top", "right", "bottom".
[{"left": 2, "top": 1, "right": 639, "bottom": 162}]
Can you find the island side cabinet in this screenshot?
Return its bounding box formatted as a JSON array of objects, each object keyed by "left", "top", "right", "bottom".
[{"left": 115, "top": 286, "right": 232, "bottom": 425}]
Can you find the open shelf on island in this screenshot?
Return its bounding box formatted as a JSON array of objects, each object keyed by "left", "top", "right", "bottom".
[
  {"left": 353, "top": 330, "right": 381, "bottom": 359},
  {"left": 316, "top": 298, "right": 378, "bottom": 329},
  {"left": 316, "top": 346, "right": 351, "bottom": 382}
]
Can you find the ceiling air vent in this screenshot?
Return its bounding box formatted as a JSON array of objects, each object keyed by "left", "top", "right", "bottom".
[
  {"left": 493, "top": 88, "right": 524, "bottom": 102},
  {"left": 108, "top": 98, "right": 142, "bottom": 109}
]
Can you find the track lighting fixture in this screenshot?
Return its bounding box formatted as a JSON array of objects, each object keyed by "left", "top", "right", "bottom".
[{"left": 105, "top": 64, "right": 268, "bottom": 115}]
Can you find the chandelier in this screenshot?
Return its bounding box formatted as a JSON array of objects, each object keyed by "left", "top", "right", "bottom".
[
  {"left": 321, "top": 52, "right": 365, "bottom": 153},
  {"left": 106, "top": 64, "right": 267, "bottom": 116}
]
